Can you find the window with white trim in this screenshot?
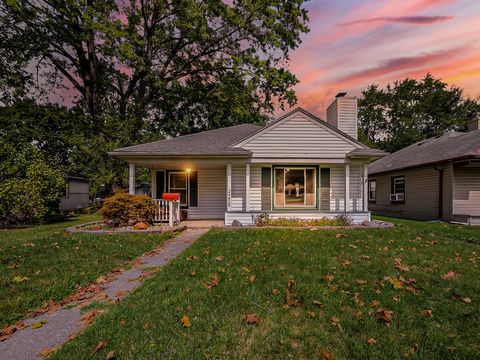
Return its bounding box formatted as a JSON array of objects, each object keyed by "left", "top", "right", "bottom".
[
  {"left": 368, "top": 180, "right": 376, "bottom": 202},
  {"left": 168, "top": 172, "right": 188, "bottom": 206},
  {"left": 274, "top": 167, "right": 316, "bottom": 208}
]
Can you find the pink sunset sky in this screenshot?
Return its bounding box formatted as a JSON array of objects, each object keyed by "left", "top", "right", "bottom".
[{"left": 289, "top": 0, "right": 480, "bottom": 117}]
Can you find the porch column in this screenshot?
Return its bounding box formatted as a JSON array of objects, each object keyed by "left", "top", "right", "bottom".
[
  {"left": 128, "top": 163, "right": 135, "bottom": 195},
  {"left": 245, "top": 163, "right": 250, "bottom": 212},
  {"left": 363, "top": 164, "right": 369, "bottom": 211},
  {"left": 344, "top": 162, "right": 350, "bottom": 212},
  {"left": 226, "top": 163, "right": 232, "bottom": 211}
]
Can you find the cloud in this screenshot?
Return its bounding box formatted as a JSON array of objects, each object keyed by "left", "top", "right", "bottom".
[
  {"left": 339, "top": 15, "right": 454, "bottom": 26},
  {"left": 332, "top": 46, "right": 467, "bottom": 86}
]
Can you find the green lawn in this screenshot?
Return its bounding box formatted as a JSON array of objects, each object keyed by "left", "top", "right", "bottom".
[
  {"left": 0, "top": 214, "right": 171, "bottom": 328},
  {"left": 52, "top": 217, "right": 479, "bottom": 359}
]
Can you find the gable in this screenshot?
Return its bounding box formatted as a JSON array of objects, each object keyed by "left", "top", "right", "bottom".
[{"left": 234, "top": 110, "right": 360, "bottom": 159}]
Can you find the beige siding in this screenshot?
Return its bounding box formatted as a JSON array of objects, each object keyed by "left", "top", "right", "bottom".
[
  {"left": 231, "top": 164, "right": 246, "bottom": 211},
  {"left": 453, "top": 167, "right": 480, "bottom": 199},
  {"left": 249, "top": 165, "right": 262, "bottom": 211},
  {"left": 369, "top": 166, "right": 441, "bottom": 220},
  {"left": 442, "top": 163, "right": 453, "bottom": 221},
  {"left": 349, "top": 165, "right": 363, "bottom": 211},
  {"left": 330, "top": 165, "right": 345, "bottom": 211},
  {"left": 337, "top": 98, "right": 358, "bottom": 139},
  {"left": 240, "top": 113, "right": 356, "bottom": 159},
  {"left": 453, "top": 167, "right": 480, "bottom": 216},
  {"left": 187, "top": 169, "right": 226, "bottom": 219}
]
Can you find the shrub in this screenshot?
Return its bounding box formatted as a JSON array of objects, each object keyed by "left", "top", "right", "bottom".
[
  {"left": 99, "top": 191, "right": 157, "bottom": 227},
  {"left": 0, "top": 143, "right": 65, "bottom": 228},
  {"left": 253, "top": 216, "right": 352, "bottom": 227}
]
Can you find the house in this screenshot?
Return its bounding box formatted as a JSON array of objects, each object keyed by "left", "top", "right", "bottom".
[
  {"left": 59, "top": 172, "right": 90, "bottom": 211},
  {"left": 109, "top": 94, "right": 386, "bottom": 225},
  {"left": 368, "top": 116, "right": 480, "bottom": 225}
]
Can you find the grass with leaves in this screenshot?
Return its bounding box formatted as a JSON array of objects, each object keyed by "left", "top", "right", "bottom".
[
  {"left": 0, "top": 214, "right": 171, "bottom": 328},
  {"left": 52, "top": 217, "right": 479, "bottom": 359}
]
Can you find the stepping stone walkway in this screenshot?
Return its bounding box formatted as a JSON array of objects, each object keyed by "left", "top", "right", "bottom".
[{"left": 0, "top": 228, "right": 208, "bottom": 360}]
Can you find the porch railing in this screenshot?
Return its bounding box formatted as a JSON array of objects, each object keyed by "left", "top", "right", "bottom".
[{"left": 153, "top": 199, "right": 180, "bottom": 226}]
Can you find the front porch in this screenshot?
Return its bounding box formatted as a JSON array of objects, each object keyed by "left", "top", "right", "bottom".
[{"left": 126, "top": 158, "right": 372, "bottom": 226}]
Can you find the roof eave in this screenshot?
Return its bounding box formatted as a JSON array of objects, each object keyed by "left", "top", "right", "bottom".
[
  {"left": 369, "top": 154, "right": 480, "bottom": 176},
  {"left": 108, "top": 151, "right": 252, "bottom": 158}
]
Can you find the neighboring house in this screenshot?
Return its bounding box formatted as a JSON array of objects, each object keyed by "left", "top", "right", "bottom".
[
  {"left": 58, "top": 172, "right": 90, "bottom": 211},
  {"left": 368, "top": 116, "right": 480, "bottom": 225},
  {"left": 109, "top": 94, "right": 385, "bottom": 225}
]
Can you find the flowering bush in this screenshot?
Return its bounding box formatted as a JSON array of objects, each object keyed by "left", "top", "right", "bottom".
[{"left": 99, "top": 191, "right": 157, "bottom": 227}]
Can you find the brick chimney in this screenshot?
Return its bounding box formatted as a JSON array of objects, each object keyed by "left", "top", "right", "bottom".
[
  {"left": 326, "top": 92, "right": 358, "bottom": 139},
  {"left": 468, "top": 113, "right": 480, "bottom": 132}
]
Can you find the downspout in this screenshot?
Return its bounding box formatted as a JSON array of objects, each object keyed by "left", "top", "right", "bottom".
[{"left": 433, "top": 166, "right": 443, "bottom": 220}]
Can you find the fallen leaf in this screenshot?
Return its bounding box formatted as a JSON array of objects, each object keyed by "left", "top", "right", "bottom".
[
  {"left": 324, "top": 274, "right": 334, "bottom": 282},
  {"left": 205, "top": 275, "right": 221, "bottom": 289},
  {"left": 38, "top": 347, "right": 56, "bottom": 357},
  {"left": 186, "top": 255, "right": 197, "bottom": 261},
  {"left": 375, "top": 308, "right": 394, "bottom": 326},
  {"left": 312, "top": 300, "right": 324, "bottom": 307},
  {"left": 181, "top": 315, "right": 191, "bottom": 328},
  {"left": 422, "top": 309, "right": 433, "bottom": 318},
  {"left": 411, "top": 344, "right": 419, "bottom": 353},
  {"left": 405, "top": 286, "right": 421, "bottom": 294},
  {"left": 245, "top": 313, "right": 260, "bottom": 325},
  {"left": 338, "top": 259, "right": 352, "bottom": 267},
  {"left": 249, "top": 275, "right": 256, "bottom": 282},
  {"left": 12, "top": 276, "right": 29, "bottom": 283},
  {"left": 367, "top": 338, "right": 377, "bottom": 346},
  {"left": 272, "top": 289, "right": 280, "bottom": 296},
  {"left": 330, "top": 316, "right": 340, "bottom": 327},
  {"left": 215, "top": 256, "right": 224, "bottom": 261},
  {"left": 360, "top": 255, "right": 371, "bottom": 260},
  {"left": 442, "top": 271, "right": 456, "bottom": 280},
  {"left": 31, "top": 320, "right": 48, "bottom": 329},
  {"left": 462, "top": 297, "right": 472, "bottom": 303},
  {"left": 0, "top": 321, "right": 27, "bottom": 342},
  {"left": 388, "top": 277, "right": 404, "bottom": 290},
  {"left": 321, "top": 350, "right": 334, "bottom": 360},
  {"left": 393, "top": 258, "right": 410, "bottom": 272},
  {"left": 143, "top": 323, "right": 150, "bottom": 330},
  {"left": 353, "top": 293, "right": 360, "bottom": 303},
  {"left": 370, "top": 300, "right": 380, "bottom": 308},
  {"left": 92, "top": 341, "right": 106, "bottom": 354},
  {"left": 335, "top": 233, "right": 347, "bottom": 238},
  {"left": 307, "top": 311, "right": 316, "bottom": 318},
  {"left": 106, "top": 351, "right": 116, "bottom": 360},
  {"left": 355, "top": 279, "right": 367, "bottom": 285}
]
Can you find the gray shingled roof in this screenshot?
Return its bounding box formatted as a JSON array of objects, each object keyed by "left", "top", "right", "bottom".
[
  {"left": 110, "top": 124, "right": 262, "bottom": 156},
  {"left": 369, "top": 130, "right": 480, "bottom": 175}
]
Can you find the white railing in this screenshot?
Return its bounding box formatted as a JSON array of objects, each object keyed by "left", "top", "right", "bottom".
[{"left": 153, "top": 199, "right": 181, "bottom": 226}]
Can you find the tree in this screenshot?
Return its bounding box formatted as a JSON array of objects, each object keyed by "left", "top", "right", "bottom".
[
  {"left": 358, "top": 74, "right": 480, "bottom": 152},
  {"left": 1, "top": 0, "right": 309, "bottom": 135},
  {"left": 0, "top": 141, "right": 65, "bottom": 227}
]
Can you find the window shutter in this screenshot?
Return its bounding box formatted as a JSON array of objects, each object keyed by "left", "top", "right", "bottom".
[
  {"left": 189, "top": 171, "right": 198, "bottom": 207},
  {"left": 156, "top": 171, "right": 165, "bottom": 199},
  {"left": 261, "top": 167, "right": 271, "bottom": 211}
]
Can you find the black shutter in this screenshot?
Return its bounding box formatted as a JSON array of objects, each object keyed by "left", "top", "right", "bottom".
[
  {"left": 320, "top": 168, "right": 330, "bottom": 211},
  {"left": 261, "top": 167, "right": 272, "bottom": 211},
  {"left": 189, "top": 171, "right": 198, "bottom": 207},
  {"left": 156, "top": 171, "right": 165, "bottom": 199}
]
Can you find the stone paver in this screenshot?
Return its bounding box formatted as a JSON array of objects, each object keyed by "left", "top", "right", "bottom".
[{"left": 0, "top": 228, "right": 207, "bottom": 360}]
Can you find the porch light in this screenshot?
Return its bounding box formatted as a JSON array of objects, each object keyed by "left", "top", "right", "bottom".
[{"left": 186, "top": 168, "right": 191, "bottom": 173}]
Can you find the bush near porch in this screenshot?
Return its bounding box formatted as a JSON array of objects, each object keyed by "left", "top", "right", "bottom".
[
  {"left": 52, "top": 217, "right": 480, "bottom": 359},
  {"left": 99, "top": 191, "right": 157, "bottom": 227}
]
